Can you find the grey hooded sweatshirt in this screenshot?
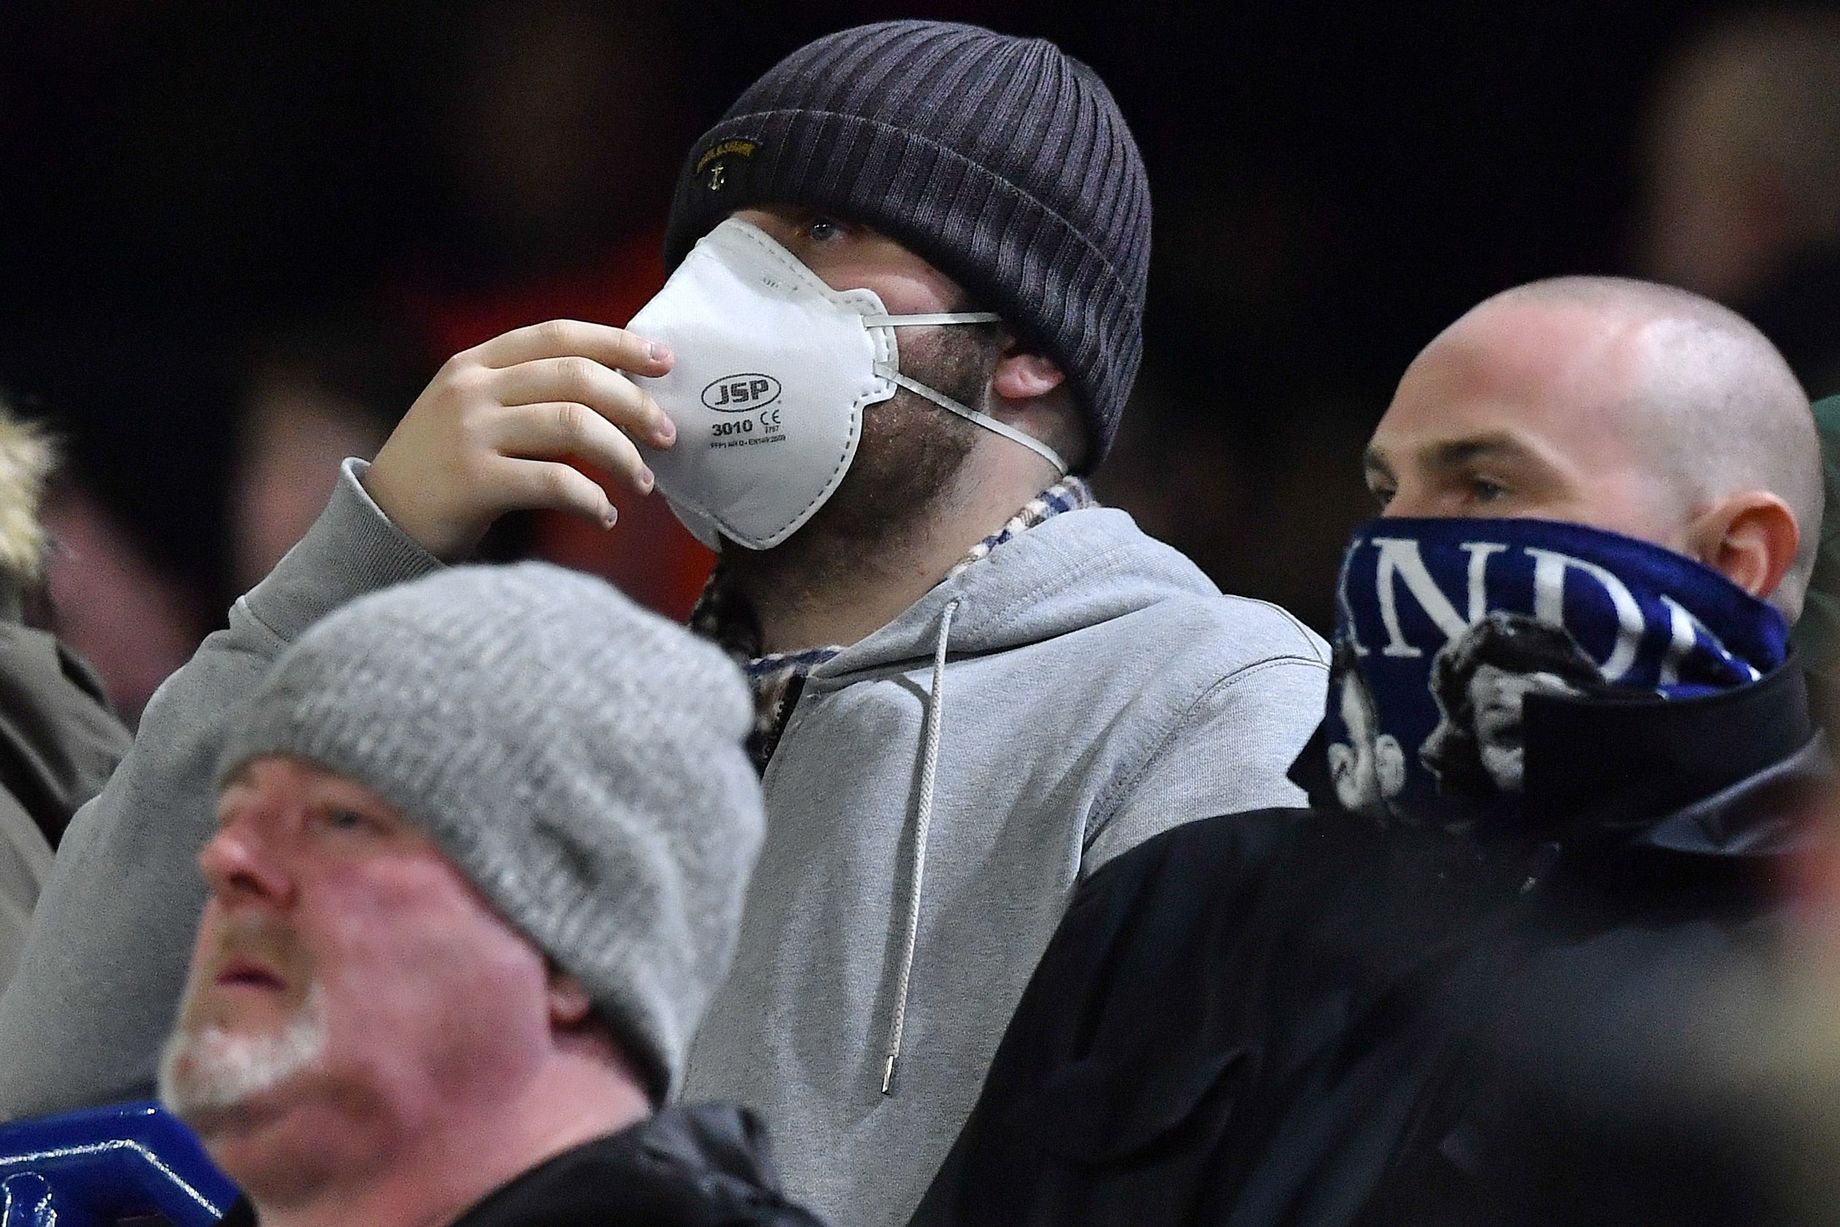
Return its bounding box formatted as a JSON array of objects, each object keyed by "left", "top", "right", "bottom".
[
  {"left": 683, "top": 503, "right": 1328, "bottom": 1226},
  {"left": 0, "top": 464, "right": 1327, "bottom": 1227}
]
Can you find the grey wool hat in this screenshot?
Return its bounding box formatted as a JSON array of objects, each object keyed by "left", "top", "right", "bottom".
[
  {"left": 215, "top": 562, "right": 763, "bottom": 1104},
  {"left": 664, "top": 19, "right": 1151, "bottom": 470}
]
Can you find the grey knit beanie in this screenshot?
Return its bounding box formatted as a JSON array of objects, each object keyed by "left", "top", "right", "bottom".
[
  {"left": 664, "top": 20, "right": 1151, "bottom": 469},
  {"left": 215, "top": 562, "right": 762, "bottom": 1104}
]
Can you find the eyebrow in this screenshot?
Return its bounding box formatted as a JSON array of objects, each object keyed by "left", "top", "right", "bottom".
[{"left": 1364, "top": 432, "right": 1545, "bottom": 478}]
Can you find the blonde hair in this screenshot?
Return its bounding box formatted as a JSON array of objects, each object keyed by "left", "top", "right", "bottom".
[{"left": 0, "top": 402, "right": 57, "bottom": 587}]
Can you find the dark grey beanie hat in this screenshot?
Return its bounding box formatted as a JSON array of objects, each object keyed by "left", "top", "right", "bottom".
[
  {"left": 664, "top": 20, "right": 1151, "bottom": 469},
  {"left": 216, "top": 562, "right": 763, "bottom": 1104}
]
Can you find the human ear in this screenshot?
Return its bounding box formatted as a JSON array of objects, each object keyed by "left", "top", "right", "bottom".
[
  {"left": 546, "top": 966, "right": 594, "bottom": 1028},
  {"left": 992, "top": 349, "right": 1065, "bottom": 402},
  {"left": 1688, "top": 491, "right": 1800, "bottom": 601}
]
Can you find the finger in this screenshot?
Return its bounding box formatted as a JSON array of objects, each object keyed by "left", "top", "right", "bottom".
[
  {"left": 491, "top": 357, "right": 676, "bottom": 448},
  {"left": 466, "top": 319, "right": 673, "bottom": 376},
  {"left": 488, "top": 402, "right": 656, "bottom": 497},
  {"left": 493, "top": 457, "right": 623, "bottom": 528}
]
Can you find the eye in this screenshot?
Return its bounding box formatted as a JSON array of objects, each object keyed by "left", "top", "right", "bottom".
[
  {"left": 1469, "top": 477, "right": 1509, "bottom": 504},
  {"left": 1366, "top": 481, "right": 1396, "bottom": 511},
  {"left": 806, "top": 215, "right": 849, "bottom": 243},
  {"left": 316, "top": 806, "right": 382, "bottom": 835}
]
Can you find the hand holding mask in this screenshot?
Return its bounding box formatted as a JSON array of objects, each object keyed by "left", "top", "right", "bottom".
[
  {"left": 363, "top": 221, "right": 1069, "bottom": 560},
  {"left": 363, "top": 320, "right": 680, "bottom": 559}
]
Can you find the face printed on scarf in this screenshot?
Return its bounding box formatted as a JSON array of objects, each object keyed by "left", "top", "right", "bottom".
[
  {"left": 1362, "top": 298, "right": 1693, "bottom": 551},
  {"left": 1466, "top": 664, "right": 1582, "bottom": 791},
  {"left": 1328, "top": 662, "right": 1406, "bottom": 817},
  {"left": 161, "top": 757, "right": 557, "bottom": 1198}
]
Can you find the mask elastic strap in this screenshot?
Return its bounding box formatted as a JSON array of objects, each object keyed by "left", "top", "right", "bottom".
[
  {"left": 864, "top": 311, "right": 1068, "bottom": 474},
  {"left": 861, "top": 312, "right": 1004, "bottom": 327},
  {"left": 877, "top": 366, "right": 1069, "bottom": 475}
]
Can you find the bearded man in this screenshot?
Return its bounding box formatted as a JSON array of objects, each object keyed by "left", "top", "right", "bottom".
[{"left": 1, "top": 23, "right": 1327, "bottom": 1227}]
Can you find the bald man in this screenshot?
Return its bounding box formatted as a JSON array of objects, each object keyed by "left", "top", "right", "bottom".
[{"left": 912, "top": 276, "right": 1828, "bottom": 1227}]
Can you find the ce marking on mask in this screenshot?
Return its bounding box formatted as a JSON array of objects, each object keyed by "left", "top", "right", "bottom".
[{"left": 702, "top": 373, "right": 789, "bottom": 448}]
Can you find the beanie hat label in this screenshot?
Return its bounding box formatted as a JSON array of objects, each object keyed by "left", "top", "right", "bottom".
[{"left": 694, "top": 136, "right": 761, "bottom": 195}]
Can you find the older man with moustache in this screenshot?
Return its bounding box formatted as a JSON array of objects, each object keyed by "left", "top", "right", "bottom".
[
  {"left": 158, "top": 562, "right": 819, "bottom": 1227},
  {"left": 912, "top": 275, "right": 1828, "bottom": 1227}
]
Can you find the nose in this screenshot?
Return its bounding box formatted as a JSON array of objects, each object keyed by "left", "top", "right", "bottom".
[{"left": 199, "top": 814, "right": 293, "bottom": 907}]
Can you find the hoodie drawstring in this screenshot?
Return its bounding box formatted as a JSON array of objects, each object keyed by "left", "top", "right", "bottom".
[{"left": 882, "top": 598, "right": 959, "bottom": 1095}]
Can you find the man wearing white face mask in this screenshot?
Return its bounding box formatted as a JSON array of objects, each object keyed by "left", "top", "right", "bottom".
[{"left": 0, "top": 21, "right": 1328, "bottom": 1226}]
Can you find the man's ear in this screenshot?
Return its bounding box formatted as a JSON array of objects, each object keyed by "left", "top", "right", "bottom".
[
  {"left": 988, "top": 339, "right": 1086, "bottom": 470},
  {"left": 546, "top": 965, "right": 594, "bottom": 1029},
  {"left": 992, "top": 348, "right": 1065, "bottom": 402},
  {"left": 1687, "top": 490, "right": 1800, "bottom": 602}
]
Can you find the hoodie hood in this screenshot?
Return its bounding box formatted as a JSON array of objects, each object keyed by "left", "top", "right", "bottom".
[{"left": 809, "top": 506, "right": 1226, "bottom": 682}]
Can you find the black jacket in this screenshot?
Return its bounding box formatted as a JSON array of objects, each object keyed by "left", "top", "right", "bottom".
[
  {"left": 912, "top": 663, "right": 1826, "bottom": 1227},
  {"left": 219, "top": 1104, "right": 827, "bottom": 1226}
]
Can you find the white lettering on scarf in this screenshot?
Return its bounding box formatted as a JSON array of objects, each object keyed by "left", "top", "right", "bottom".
[
  {"left": 1348, "top": 537, "right": 1745, "bottom": 680},
  {"left": 1370, "top": 538, "right": 1508, "bottom": 657}
]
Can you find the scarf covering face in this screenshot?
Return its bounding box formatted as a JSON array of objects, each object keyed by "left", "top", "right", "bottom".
[{"left": 1325, "top": 516, "right": 1790, "bottom": 820}]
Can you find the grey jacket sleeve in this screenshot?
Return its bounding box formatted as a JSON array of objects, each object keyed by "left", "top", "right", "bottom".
[
  {"left": 1083, "top": 644, "right": 1328, "bottom": 876},
  {"left": 0, "top": 461, "right": 441, "bottom": 1118}
]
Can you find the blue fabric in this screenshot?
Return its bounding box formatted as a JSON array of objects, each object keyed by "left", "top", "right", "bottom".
[
  {"left": 1324, "top": 517, "right": 1789, "bottom": 817},
  {"left": 0, "top": 1100, "right": 235, "bottom": 1225}
]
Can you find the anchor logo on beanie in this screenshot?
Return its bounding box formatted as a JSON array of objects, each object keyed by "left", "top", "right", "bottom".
[{"left": 695, "top": 137, "right": 759, "bottom": 193}]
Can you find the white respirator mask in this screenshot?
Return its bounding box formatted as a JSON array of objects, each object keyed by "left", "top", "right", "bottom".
[{"left": 628, "top": 218, "right": 1067, "bottom": 550}]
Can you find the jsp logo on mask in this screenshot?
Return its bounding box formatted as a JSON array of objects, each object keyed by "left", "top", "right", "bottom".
[
  {"left": 627, "top": 218, "right": 1066, "bottom": 551},
  {"left": 701, "top": 374, "right": 788, "bottom": 445},
  {"left": 702, "top": 375, "right": 781, "bottom": 412}
]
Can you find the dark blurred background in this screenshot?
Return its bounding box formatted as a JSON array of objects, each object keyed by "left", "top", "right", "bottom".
[{"left": 6, "top": 0, "right": 1840, "bottom": 718}]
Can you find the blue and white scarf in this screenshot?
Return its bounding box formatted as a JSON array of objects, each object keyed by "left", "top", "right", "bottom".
[{"left": 1324, "top": 516, "right": 1789, "bottom": 819}]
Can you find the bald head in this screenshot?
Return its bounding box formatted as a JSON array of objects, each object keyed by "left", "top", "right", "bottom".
[{"left": 1367, "top": 275, "right": 1820, "bottom": 619}]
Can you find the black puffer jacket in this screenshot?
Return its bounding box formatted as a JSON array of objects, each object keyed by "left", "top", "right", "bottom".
[
  {"left": 913, "top": 663, "right": 1826, "bottom": 1227},
  {"left": 220, "top": 1104, "right": 828, "bottom": 1226}
]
